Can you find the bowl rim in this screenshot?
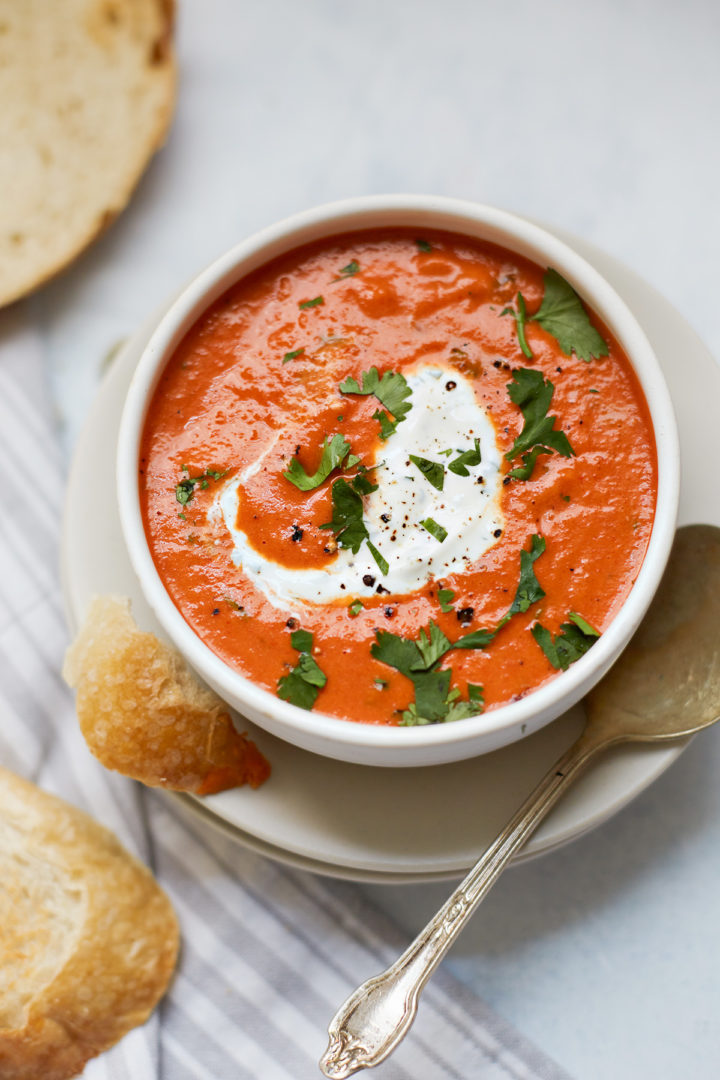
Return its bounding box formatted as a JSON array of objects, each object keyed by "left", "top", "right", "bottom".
[{"left": 116, "top": 194, "right": 680, "bottom": 759}]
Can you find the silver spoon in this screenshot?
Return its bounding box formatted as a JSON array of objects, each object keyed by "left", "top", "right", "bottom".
[{"left": 320, "top": 524, "right": 720, "bottom": 1078}]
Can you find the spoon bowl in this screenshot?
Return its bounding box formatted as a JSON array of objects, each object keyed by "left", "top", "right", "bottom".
[{"left": 320, "top": 525, "right": 720, "bottom": 1078}]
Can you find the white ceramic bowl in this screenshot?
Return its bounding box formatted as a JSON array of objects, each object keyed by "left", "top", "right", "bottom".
[{"left": 117, "top": 195, "right": 679, "bottom": 767}]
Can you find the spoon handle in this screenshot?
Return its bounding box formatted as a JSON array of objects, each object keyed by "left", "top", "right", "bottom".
[{"left": 319, "top": 727, "right": 607, "bottom": 1078}]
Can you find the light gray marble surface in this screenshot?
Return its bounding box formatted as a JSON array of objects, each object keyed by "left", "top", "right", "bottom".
[{"left": 27, "top": 1, "right": 720, "bottom": 1077}]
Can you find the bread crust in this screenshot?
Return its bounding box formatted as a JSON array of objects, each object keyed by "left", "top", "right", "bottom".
[
  {"left": 0, "top": 767, "right": 179, "bottom": 1080},
  {"left": 63, "top": 595, "right": 271, "bottom": 793},
  {"left": 0, "top": 0, "right": 177, "bottom": 307}
]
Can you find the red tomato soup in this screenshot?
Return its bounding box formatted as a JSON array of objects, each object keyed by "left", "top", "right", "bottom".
[{"left": 139, "top": 230, "right": 657, "bottom": 727}]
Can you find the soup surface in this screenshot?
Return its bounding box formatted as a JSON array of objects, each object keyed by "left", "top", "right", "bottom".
[{"left": 139, "top": 229, "right": 657, "bottom": 726}]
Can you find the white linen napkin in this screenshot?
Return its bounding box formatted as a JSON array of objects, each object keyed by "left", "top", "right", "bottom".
[{"left": 0, "top": 304, "right": 571, "bottom": 1080}]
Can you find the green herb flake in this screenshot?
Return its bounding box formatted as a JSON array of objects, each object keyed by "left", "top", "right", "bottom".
[
  {"left": 282, "top": 347, "right": 305, "bottom": 364},
  {"left": 505, "top": 368, "right": 574, "bottom": 480},
  {"left": 532, "top": 269, "right": 609, "bottom": 362},
  {"left": 283, "top": 434, "right": 352, "bottom": 491},
  {"left": 415, "top": 238, "right": 433, "bottom": 253},
  {"left": 561, "top": 494, "right": 571, "bottom": 502},
  {"left": 409, "top": 454, "right": 445, "bottom": 491},
  {"left": 588, "top": 388, "right": 599, "bottom": 394},
  {"left": 340, "top": 367, "right": 413, "bottom": 440},
  {"left": 374, "top": 678, "right": 389, "bottom": 690},
  {"left": 532, "top": 611, "right": 600, "bottom": 671},
  {"left": 175, "top": 466, "right": 228, "bottom": 505},
  {"left": 278, "top": 628, "right": 327, "bottom": 709},
  {"left": 349, "top": 600, "right": 364, "bottom": 617},
  {"left": 367, "top": 541, "right": 389, "bottom": 576},
  {"left": 448, "top": 439, "right": 482, "bottom": 476},
  {"left": 501, "top": 292, "right": 534, "bottom": 359},
  {"left": 299, "top": 296, "right": 324, "bottom": 310},
  {"left": 420, "top": 518, "right": 448, "bottom": 543},
  {"left": 335, "top": 260, "right": 360, "bottom": 279},
  {"left": 438, "top": 587, "right": 455, "bottom": 613}
]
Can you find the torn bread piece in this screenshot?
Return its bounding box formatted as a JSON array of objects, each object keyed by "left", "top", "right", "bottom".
[
  {"left": 0, "top": 766, "right": 178, "bottom": 1080},
  {"left": 0, "top": 0, "right": 176, "bottom": 307},
  {"left": 63, "top": 595, "right": 271, "bottom": 794}
]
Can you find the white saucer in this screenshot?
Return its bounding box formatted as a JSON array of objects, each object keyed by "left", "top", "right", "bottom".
[{"left": 62, "top": 227, "right": 719, "bottom": 883}]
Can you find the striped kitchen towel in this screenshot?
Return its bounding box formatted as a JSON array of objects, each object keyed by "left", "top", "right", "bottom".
[{"left": 0, "top": 304, "right": 571, "bottom": 1080}]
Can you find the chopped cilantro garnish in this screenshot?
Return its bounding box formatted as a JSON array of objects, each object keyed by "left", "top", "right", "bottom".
[
  {"left": 533, "top": 270, "right": 609, "bottom": 362},
  {"left": 339, "top": 367, "right": 412, "bottom": 440},
  {"left": 175, "top": 466, "right": 228, "bottom": 505},
  {"left": 299, "top": 296, "right": 324, "bottom": 310},
  {"left": 283, "top": 434, "right": 352, "bottom": 491},
  {"left": 438, "top": 587, "right": 455, "bottom": 613},
  {"left": 415, "top": 238, "right": 433, "bottom": 253},
  {"left": 336, "top": 260, "right": 360, "bottom": 279},
  {"left": 409, "top": 454, "right": 445, "bottom": 491},
  {"left": 371, "top": 620, "right": 483, "bottom": 725},
  {"left": 505, "top": 368, "right": 574, "bottom": 480},
  {"left": 448, "top": 439, "right": 482, "bottom": 476},
  {"left": 371, "top": 535, "right": 546, "bottom": 723},
  {"left": 532, "top": 611, "right": 600, "bottom": 671},
  {"left": 349, "top": 600, "right": 364, "bottom": 617},
  {"left": 282, "top": 347, "right": 305, "bottom": 364},
  {"left": 420, "top": 518, "right": 448, "bottom": 543},
  {"left": 501, "top": 293, "right": 533, "bottom": 359},
  {"left": 277, "top": 629, "right": 327, "bottom": 709}
]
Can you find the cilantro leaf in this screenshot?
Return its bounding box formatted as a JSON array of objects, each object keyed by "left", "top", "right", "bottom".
[
  {"left": 420, "top": 518, "right": 448, "bottom": 543},
  {"left": 532, "top": 611, "right": 600, "bottom": 671},
  {"left": 336, "top": 260, "right": 360, "bottom": 279},
  {"left": 402, "top": 669, "right": 453, "bottom": 724},
  {"left": 282, "top": 347, "right": 305, "bottom": 364},
  {"left": 415, "top": 238, "right": 433, "bottom": 253},
  {"left": 290, "top": 628, "right": 314, "bottom": 652},
  {"left": 505, "top": 368, "right": 574, "bottom": 480},
  {"left": 452, "top": 626, "right": 496, "bottom": 650},
  {"left": 411, "top": 620, "right": 452, "bottom": 670},
  {"left": 367, "top": 541, "right": 389, "bottom": 575},
  {"left": 339, "top": 367, "right": 412, "bottom": 440},
  {"left": 443, "top": 684, "right": 485, "bottom": 723},
  {"left": 532, "top": 270, "right": 609, "bottom": 362},
  {"left": 409, "top": 454, "right": 445, "bottom": 491},
  {"left": 448, "top": 439, "right": 482, "bottom": 476},
  {"left": 371, "top": 629, "right": 422, "bottom": 676},
  {"left": 351, "top": 473, "right": 378, "bottom": 496},
  {"left": 283, "top": 434, "right": 351, "bottom": 491},
  {"left": 508, "top": 534, "right": 546, "bottom": 615},
  {"left": 277, "top": 629, "right": 327, "bottom": 709},
  {"left": 349, "top": 600, "right": 363, "bottom": 617},
  {"left": 438, "top": 587, "right": 455, "bottom": 613},
  {"left": 320, "top": 477, "right": 387, "bottom": 574},
  {"left": 502, "top": 292, "right": 533, "bottom": 359},
  {"left": 299, "top": 296, "right": 324, "bottom": 310},
  {"left": 373, "top": 409, "right": 397, "bottom": 440},
  {"left": 319, "top": 477, "right": 368, "bottom": 553}
]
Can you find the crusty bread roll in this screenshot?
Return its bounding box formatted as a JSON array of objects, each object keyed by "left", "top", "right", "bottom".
[
  {"left": 63, "top": 595, "right": 271, "bottom": 794},
  {"left": 0, "top": 766, "right": 178, "bottom": 1079},
  {"left": 0, "top": 0, "right": 176, "bottom": 307}
]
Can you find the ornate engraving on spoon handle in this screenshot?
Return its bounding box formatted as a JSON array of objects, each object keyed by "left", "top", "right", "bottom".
[{"left": 320, "top": 729, "right": 607, "bottom": 1078}]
